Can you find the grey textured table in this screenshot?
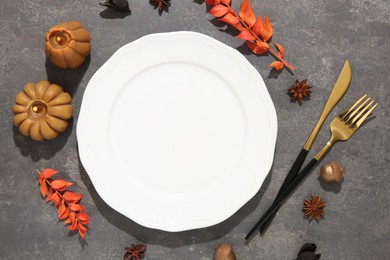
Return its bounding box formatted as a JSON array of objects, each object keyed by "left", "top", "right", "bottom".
[{"left": 1, "top": 0, "right": 389, "bottom": 259}]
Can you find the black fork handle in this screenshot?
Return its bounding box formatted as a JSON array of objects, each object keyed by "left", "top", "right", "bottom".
[{"left": 259, "top": 149, "right": 309, "bottom": 233}]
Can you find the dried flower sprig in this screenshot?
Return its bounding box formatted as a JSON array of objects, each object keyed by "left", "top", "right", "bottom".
[
  {"left": 37, "top": 169, "right": 90, "bottom": 239},
  {"left": 205, "top": 0, "right": 295, "bottom": 72}
]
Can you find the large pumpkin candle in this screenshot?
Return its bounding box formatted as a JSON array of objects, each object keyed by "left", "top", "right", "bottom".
[
  {"left": 45, "top": 21, "right": 91, "bottom": 69},
  {"left": 12, "top": 80, "right": 73, "bottom": 141}
]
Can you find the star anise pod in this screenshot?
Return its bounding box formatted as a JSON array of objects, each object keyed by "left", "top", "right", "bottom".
[
  {"left": 150, "top": 0, "right": 171, "bottom": 14},
  {"left": 303, "top": 195, "right": 325, "bottom": 221},
  {"left": 124, "top": 244, "right": 146, "bottom": 260},
  {"left": 288, "top": 79, "right": 312, "bottom": 104}
]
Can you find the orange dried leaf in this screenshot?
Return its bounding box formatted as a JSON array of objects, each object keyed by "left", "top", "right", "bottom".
[
  {"left": 252, "top": 16, "right": 263, "bottom": 36},
  {"left": 50, "top": 180, "right": 73, "bottom": 191},
  {"left": 260, "top": 16, "right": 273, "bottom": 42},
  {"left": 69, "top": 211, "right": 76, "bottom": 223},
  {"left": 69, "top": 219, "right": 78, "bottom": 230},
  {"left": 64, "top": 217, "right": 72, "bottom": 224},
  {"left": 63, "top": 191, "right": 82, "bottom": 203},
  {"left": 69, "top": 203, "right": 84, "bottom": 212},
  {"left": 218, "top": 13, "right": 240, "bottom": 28},
  {"left": 39, "top": 182, "right": 48, "bottom": 198},
  {"left": 45, "top": 189, "right": 54, "bottom": 202},
  {"left": 78, "top": 212, "right": 90, "bottom": 222},
  {"left": 274, "top": 42, "right": 284, "bottom": 57},
  {"left": 239, "top": 0, "right": 256, "bottom": 27},
  {"left": 51, "top": 193, "right": 61, "bottom": 207},
  {"left": 60, "top": 207, "right": 70, "bottom": 220},
  {"left": 236, "top": 30, "right": 256, "bottom": 41},
  {"left": 78, "top": 223, "right": 88, "bottom": 231},
  {"left": 58, "top": 200, "right": 66, "bottom": 219},
  {"left": 246, "top": 40, "right": 269, "bottom": 54},
  {"left": 41, "top": 169, "right": 59, "bottom": 179},
  {"left": 37, "top": 176, "right": 43, "bottom": 185},
  {"left": 221, "top": 0, "right": 231, "bottom": 5},
  {"left": 269, "top": 61, "right": 284, "bottom": 70},
  {"left": 79, "top": 229, "right": 85, "bottom": 239},
  {"left": 209, "top": 5, "right": 229, "bottom": 18}
]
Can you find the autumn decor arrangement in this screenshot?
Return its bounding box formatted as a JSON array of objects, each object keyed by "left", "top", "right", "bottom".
[
  {"left": 45, "top": 21, "right": 91, "bottom": 69},
  {"left": 124, "top": 244, "right": 147, "bottom": 260},
  {"left": 37, "top": 169, "right": 90, "bottom": 239},
  {"left": 205, "top": 0, "right": 295, "bottom": 72},
  {"left": 100, "top": 0, "right": 131, "bottom": 12},
  {"left": 288, "top": 79, "right": 313, "bottom": 104},
  {"left": 319, "top": 161, "right": 345, "bottom": 183},
  {"left": 303, "top": 196, "right": 325, "bottom": 221},
  {"left": 295, "top": 243, "right": 321, "bottom": 260},
  {"left": 214, "top": 243, "right": 237, "bottom": 260},
  {"left": 12, "top": 80, "right": 73, "bottom": 141},
  {"left": 6, "top": 0, "right": 373, "bottom": 258}
]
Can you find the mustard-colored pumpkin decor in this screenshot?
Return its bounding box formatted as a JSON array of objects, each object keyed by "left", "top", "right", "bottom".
[
  {"left": 45, "top": 21, "right": 91, "bottom": 69},
  {"left": 12, "top": 80, "right": 73, "bottom": 141}
]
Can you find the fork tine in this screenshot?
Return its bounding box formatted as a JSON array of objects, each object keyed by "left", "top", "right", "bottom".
[
  {"left": 340, "top": 94, "right": 368, "bottom": 120},
  {"left": 349, "top": 100, "right": 374, "bottom": 125},
  {"left": 345, "top": 97, "right": 371, "bottom": 124},
  {"left": 354, "top": 102, "right": 378, "bottom": 128}
]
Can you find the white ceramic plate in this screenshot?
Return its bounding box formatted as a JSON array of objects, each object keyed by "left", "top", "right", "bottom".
[{"left": 77, "top": 31, "right": 277, "bottom": 232}]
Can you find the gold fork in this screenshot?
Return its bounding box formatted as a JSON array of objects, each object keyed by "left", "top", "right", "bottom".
[
  {"left": 245, "top": 95, "right": 378, "bottom": 240},
  {"left": 314, "top": 94, "right": 378, "bottom": 160}
]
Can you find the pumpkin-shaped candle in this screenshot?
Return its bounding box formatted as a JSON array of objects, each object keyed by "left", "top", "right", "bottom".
[
  {"left": 45, "top": 21, "right": 91, "bottom": 69},
  {"left": 12, "top": 80, "right": 73, "bottom": 141}
]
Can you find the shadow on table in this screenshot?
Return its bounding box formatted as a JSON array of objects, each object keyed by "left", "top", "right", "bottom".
[
  {"left": 79, "top": 158, "right": 273, "bottom": 247},
  {"left": 99, "top": 8, "right": 131, "bottom": 19},
  {"left": 12, "top": 118, "right": 73, "bottom": 162},
  {"left": 45, "top": 56, "right": 90, "bottom": 96}
]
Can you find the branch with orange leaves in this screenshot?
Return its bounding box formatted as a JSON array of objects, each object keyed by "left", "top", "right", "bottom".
[
  {"left": 205, "top": 0, "right": 296, "bottom": 72},
  {"left": 37, "top": 169, "right": 90, "bottom": 239}
]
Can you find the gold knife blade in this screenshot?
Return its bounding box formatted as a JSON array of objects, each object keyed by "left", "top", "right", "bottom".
[{"left": 303, "top": 60, "right": 352, "bottom": 150}]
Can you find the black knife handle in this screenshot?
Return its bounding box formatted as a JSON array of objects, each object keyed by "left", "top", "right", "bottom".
[
  {"left": 259, "top": 149, "right": 308, "bottom": 233},
  {"left": 245, "top": 158, "right": 318, "bottom": 241}
]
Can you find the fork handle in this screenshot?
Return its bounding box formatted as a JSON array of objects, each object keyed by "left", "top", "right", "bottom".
[
  {"left": 245, "top": 158, "right": 318, "bottom": 241},
  {"left": 259, "top": 149, "right": 309, "bottom": 233}
]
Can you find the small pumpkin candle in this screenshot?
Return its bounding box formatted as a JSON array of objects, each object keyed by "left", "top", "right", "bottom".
[
  {"left": 45, "top": 21, "right": 91, "bottom": 69},
  {"left": 12, "top": 80, "right": 73, "bottom": 141}
]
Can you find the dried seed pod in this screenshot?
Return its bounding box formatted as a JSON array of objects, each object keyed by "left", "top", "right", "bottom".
[
  {"left": 214, "top": 243, "right": 236, "bottom": 260},
  {"left": 319, "top": 161, "right": 344, "bottom": 182}
]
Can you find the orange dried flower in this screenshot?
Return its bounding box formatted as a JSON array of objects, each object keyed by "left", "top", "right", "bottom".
[
  {"left": 303, "top": 195, "right": 325, "bottom": 221},
  {"left": 37, "top": 169, "right": 90, "bottom": 239}
]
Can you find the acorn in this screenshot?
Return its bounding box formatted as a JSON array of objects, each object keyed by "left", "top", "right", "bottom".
[
  {"left": 214, "top": 243, "right": 236, "bottom": 260},
  {"left": 319, "top": 161, "right": 345, "bottom": 182}
]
